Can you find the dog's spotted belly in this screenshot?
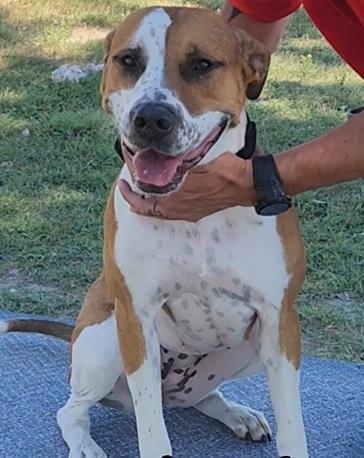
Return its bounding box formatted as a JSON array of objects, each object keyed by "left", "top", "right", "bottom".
[
  {"left": 155, "top": 281, "right": 259, "bottom": 355},
  {"left": 159, "top": 308, "right": 261, "bottom": 406},
  {"left": 154, "top": 277, "right": 262, "bottom": 405}
]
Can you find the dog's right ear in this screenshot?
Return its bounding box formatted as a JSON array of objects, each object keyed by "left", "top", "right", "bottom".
[
  {"left": 100, "top": 29, "right": 116, "bottom": 112},
  {"left": 103, "top": 29, "right": 116, "bottom": 64},
  {"left": 100, "top": 30, "right": 115, "bottom": 114}
]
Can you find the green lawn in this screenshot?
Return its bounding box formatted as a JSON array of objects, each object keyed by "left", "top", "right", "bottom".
[{"left": 0, "top": 0, "right": 363, "bottom": 362}]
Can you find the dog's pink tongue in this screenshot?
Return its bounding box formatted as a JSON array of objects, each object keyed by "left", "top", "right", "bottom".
[{"left": 133, "top": 150, "right": 183, "bottom": 186}]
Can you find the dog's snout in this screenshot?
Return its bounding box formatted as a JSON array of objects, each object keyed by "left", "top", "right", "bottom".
[
  {"left": 128, "top": 101, "right": 183, "bottom": 153},
  {"left": 131, "top": 103, "right": 176, "bottom": 135}
]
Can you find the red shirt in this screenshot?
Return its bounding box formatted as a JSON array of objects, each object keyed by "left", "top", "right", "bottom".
[{"left": 230, "top": 0, "right": 364, "bottom": 78}]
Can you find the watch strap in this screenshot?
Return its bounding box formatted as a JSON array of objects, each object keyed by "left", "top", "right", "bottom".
[{"left": 252, "top": 154, "right": 292, "bottom": 216}]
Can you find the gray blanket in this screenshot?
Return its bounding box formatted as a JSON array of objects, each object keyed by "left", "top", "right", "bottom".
[{"left": 0, "top": 311, "right": 363, "bottom": 457}]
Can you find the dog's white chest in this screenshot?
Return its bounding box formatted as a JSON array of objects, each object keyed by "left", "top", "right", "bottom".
[{"left": 115, "top": 189, "right": 289, "bottom": 354}]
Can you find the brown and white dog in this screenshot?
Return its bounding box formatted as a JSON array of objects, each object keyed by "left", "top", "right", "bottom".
[{"left": 0, "top": 7, "right": 308, "bottom": 458}]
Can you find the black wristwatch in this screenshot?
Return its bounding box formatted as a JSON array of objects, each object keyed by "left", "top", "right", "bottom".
[{"left": 252, "top": 154, "right": 292, "bottom": 216}]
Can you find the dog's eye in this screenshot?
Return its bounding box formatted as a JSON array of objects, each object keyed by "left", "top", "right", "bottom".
[
  {"left": 120, "top": 54, "right": 137, "bottom": 68},
  {"left": 113, "top": 49, "right": 145, "bottom": 75},
  {"left": 181, "top": 54, "right": 223, "bottom": 82},
  {"left": 193, "top": 58, "right": 213, "bottom": 73}
]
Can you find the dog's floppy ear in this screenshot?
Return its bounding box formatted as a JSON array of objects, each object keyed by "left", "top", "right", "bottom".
[
  {"left": 103, "top": 28, "right": 116, "bottom": 64},
  {"left": 236, "top": 30, "right": 270, "bottom": 100},
  {"left": 100, "top": 29, "right": 116, "bottom": 112}
]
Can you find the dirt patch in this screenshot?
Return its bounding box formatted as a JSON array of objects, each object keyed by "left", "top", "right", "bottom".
[
  {"left": 0, "top": 269, "right": 72, "bottom": 298},
  {"left": 300, "top": 292, "right": 364, "bottom": 362},
  {"left": 0, "top": 269, "right": 81, "bottom": 318},
  {"left": 70, "top": 27, "right": 110, "bottom": 44},
  {"left": 320, "top": 293, "right": 363, "bottom": 319}
]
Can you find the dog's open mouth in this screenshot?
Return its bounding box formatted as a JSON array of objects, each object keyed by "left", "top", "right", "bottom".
[{"left": 122, "top": 120, "right": 227, "bottom": 194}]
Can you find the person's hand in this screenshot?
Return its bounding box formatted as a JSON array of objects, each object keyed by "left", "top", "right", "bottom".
[{"left": 118, "top": 152, "right": 257, "bottom": 222}]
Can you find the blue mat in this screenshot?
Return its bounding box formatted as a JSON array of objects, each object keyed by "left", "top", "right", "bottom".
[{"left": 0, "top": 310, "right": 363, "bottom": 457}]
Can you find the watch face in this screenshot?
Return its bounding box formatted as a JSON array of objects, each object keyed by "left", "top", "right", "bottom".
[{"left": 257, "top": 202, "right": 291, "bottom": 216}]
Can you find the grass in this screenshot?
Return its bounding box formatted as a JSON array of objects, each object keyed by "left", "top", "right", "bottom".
[{"left": 0, "top": 0, "right": 363, "bottom": 362}]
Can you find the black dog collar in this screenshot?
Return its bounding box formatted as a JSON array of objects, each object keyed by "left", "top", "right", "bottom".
[
  {"left": 114, "top": 136, "right": 123, "bottom": 160},
  {"left": 114, "top": 112, "right": 257, "bottom": 162},
  {"left": 235, "top": 113, "right": 257, "bottom": 159}
]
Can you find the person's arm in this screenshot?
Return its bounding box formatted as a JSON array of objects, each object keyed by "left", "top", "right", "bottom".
[
  {"left": 274, "top": 110, "right": 364, "bottom": 196},
  {"left": 221, "top": 1, "right": 290, "bottom": 53},
  {"left": 221, "top": 1, "right": 364, "bottom": 200},
  {"left": 211, "top": 109, "right": 364, "bottom": 205}
]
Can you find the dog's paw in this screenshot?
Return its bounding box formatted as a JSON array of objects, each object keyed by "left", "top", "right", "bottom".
[
  {"left": 69, "top": 437, "right": 107, "bottom": 458},
  {"left": 224, "top": 405, "right": 272, "bottom": 442}
]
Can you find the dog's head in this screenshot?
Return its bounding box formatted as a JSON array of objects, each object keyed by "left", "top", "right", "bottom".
[{"left": 101, "top": 7, "right": 269, "bottom": 194}]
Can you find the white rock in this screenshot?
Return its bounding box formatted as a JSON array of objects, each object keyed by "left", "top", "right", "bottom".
[
  {"left": 83, "top": 63, "right": 104, "bottom": 75},
  {"left": 51, "top": 64, "right": 86, "bottom": 82},
  {"left": 51, "top": 63, "right": 104, "bottom": 82}
]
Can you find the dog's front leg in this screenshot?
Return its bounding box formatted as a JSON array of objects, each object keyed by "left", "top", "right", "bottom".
[
  {"left": 115, "top": 297, "right": 172, "bottom": 458},
  {"left": 259, "top": 305, "right": 308, "bottom": 458}
]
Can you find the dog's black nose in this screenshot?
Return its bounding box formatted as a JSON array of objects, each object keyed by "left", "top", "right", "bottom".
[{"left": 131, "top": 103, "right": 176, "bottom": 135}]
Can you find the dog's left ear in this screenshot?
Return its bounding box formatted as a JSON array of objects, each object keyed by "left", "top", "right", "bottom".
[{"left": 236, "top": 30, "right": 270, "bottom": 100}]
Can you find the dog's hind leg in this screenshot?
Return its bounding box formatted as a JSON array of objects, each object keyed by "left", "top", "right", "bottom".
[
  {"left": 57, "top": 315, "right": 122, "bottom": 458},
  {"left": 194, "top": 390, "right": 271, "bottom": 442}
]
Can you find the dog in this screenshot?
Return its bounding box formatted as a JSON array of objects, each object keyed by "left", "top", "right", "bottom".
[{"left": 1, "top": 6, "right": 308, "bottom": 458}]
